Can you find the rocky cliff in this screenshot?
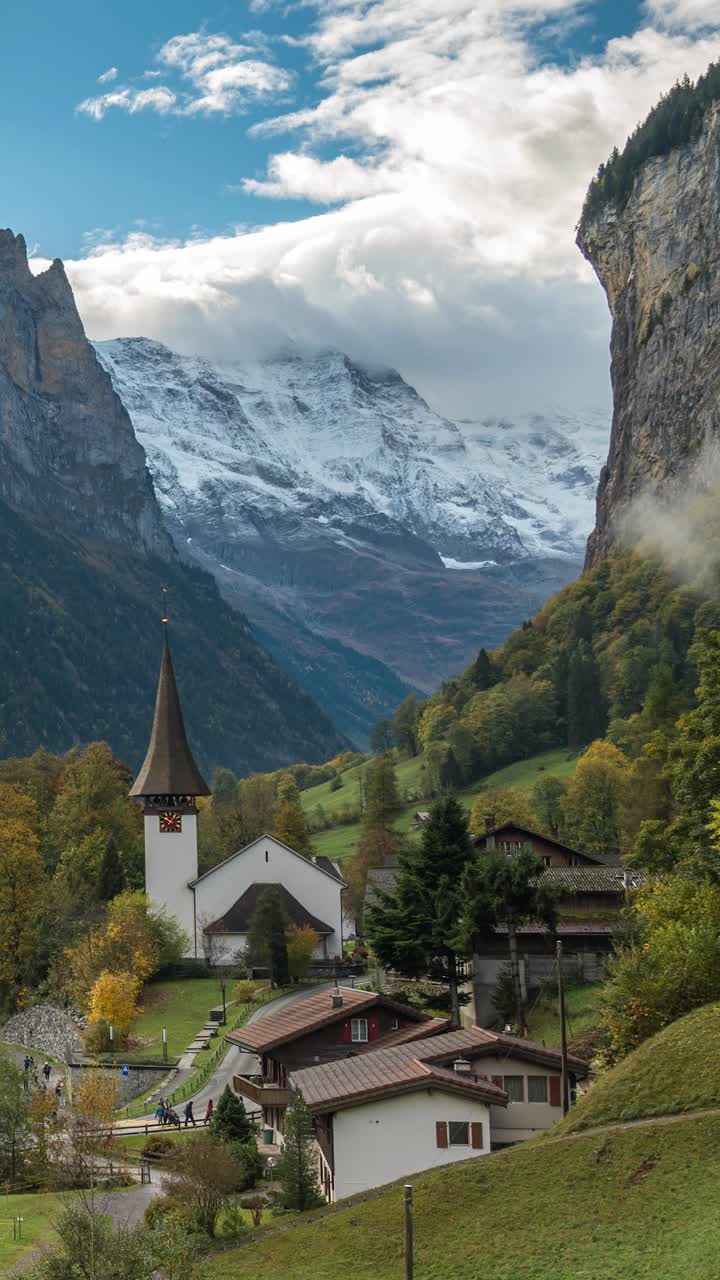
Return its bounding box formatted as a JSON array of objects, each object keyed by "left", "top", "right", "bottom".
[
  {"left": 578, "top": 105, "right": 720, "bottom": 566},
  {"left": 0, "top": 230, "right": 169, "bottom": 555}
]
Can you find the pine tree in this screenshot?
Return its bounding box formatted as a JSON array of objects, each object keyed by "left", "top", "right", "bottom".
[
  {"left": 211, "top": 1083, "right": 255, "bottom": 1144},
  {"left": 97, "top": 836, "right": 124, "bottom": 902},
  {"left": 364, "top": 754, "right": 401, "bottom": 829},
  {"left": 247, "top": 886, "right": 290, "bottom": 986},
  {"left": 276, "top": 1088, "right": 323, "bottom": 1211},
  {"left": 366, "top": 795, "right": 474, "bottom": 1026},
  {"left": 469, "top": 648, "right": 496, "bottom": 690},
  {"left": 566, "top": 641, "right": 606, "bottom": 748},
  {"left": 461, "top": 849, "right": 558, "bottom": 1032}
]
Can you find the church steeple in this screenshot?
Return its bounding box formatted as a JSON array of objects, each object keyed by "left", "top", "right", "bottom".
[{"left": 130, "top": 625, "right": 210, "bottom": 801}]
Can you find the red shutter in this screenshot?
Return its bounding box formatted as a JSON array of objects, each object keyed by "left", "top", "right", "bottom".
[
  {"left": 435, "top": 1121, "right": 448, "bottom": 1149},
  {"left": 470, "top": 1122, "right": 483, "bottom": 1150},
  {"left": 491, "top": 1075, "right": 503, "bottom": 1090},
  {"left": 548, "top": 1076, "right": 561, "bottom": 1107},
  {"left": 341, "top": 1020, "right": 351, "bottom": 1043},
  {"left": 369, "top": 1016, "right": 379, "bottom": 1041}
]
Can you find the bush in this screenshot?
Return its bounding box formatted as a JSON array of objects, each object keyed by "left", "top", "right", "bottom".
[
  {"left": 153, "top": 958, "right": 210, "bottom": 981},
  {"left": 142, "top": 1134, "right": 176, "bottom": 1160},
  {"left": 144, "top": 1194, "right": 203, "bottom": 1235},
  {"left": 232, "top": 979, "right": 259, "bottom": 1005}
]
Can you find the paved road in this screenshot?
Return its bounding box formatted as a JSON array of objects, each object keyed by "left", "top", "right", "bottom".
[{"left": 115, "top": 983, "right": 343, "bottom": 1129}]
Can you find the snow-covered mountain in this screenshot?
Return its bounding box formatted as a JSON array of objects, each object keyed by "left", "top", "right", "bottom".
[{"left": 95, "top": 337, "right": 606, "bottom": 744}]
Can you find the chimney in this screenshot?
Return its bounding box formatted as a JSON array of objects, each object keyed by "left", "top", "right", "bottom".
[
  {"left": 331, "top": 992, "right": 344, "bottom": 1009},
  {"left": 453, "top": 1056, "right": 472, "bottom": 1074},
  {"left": 484, "top": 814, "right": 496, "bottom": 833}
]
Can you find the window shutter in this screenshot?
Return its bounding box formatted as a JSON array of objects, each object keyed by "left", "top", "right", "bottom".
[
  {"left": 341, "top": 1020, "right": 351, "bottom": 1043},
  {"left": 548, "top": 1076, "right": 561, "bottom": 1107},
  {"left": 470, "top": 1122, "right": 483, "bottom": 1149},
  {"left": 435, "top": 1121, "right": 448, "bottom": 1148},
  {"left": 369, "top": 1016, "right": 379, "bottom": 1041},
  {"left": 491, "top": 1075, "right": 503, "bottom": 1090}
]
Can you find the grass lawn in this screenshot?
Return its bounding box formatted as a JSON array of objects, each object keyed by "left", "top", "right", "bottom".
[
  {"left": 527, "top": 980, "right": 604, "bottom": 1050},
  {"left": 130, "top": 978, "right": 230, "bottom": 1060},
  {"left": 202, "top": 1114, "right": 720, "bottom": 1280},
  {"left": 560, "top": 1002, "right": 720, "bottom": 1134},
  {"left": 0, "top": 1190, "right": 67, "bottom": 1271},
  {"left": 304, "top": 748, "right": 579, "bottom": 865}
]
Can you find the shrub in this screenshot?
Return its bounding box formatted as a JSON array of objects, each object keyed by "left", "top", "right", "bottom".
[
  {"left": 143, "top": 1134, "right": 176, "bottom": 1160},
  {"left": 144, "top": 1194, "right": 202, "bottom": 1235},
  {"left": 232, "top": 979, "right": 259, "bottom": 1005}
]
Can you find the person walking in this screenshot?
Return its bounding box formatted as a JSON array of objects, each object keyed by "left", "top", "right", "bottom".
[
  {"left": 184, "top": 1100, "right": 196, "bottom": 1128},
  {"left": 204, "top": 1099, "right": 214, "bottom": 1126},
  {"left": 42, "top": 1062, "right": 51, "bottom": 1082},
  {"left": 23, "top": 1055, "right": 31, "bottom": 1074},
  {"left": 155, "top": 1102, "right": 166, "bottom": 1125}
]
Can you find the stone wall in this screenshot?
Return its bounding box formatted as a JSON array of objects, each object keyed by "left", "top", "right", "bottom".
[
  {"left": 1, "top": 1004, "right": 83, "bottom": 1061},
  {"left": 68, "top": 1061, "right": 172, "bottom": 1108}
]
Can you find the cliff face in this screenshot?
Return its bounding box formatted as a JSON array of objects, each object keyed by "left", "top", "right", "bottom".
[
  {"left": 0, "top": 230, "right": 170, "bottom": 555},
  {"left": 578, "top": 106, "right": 720, "bottom": 566}
]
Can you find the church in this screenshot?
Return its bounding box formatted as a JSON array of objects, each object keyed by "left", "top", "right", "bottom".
[{"left": 129, "top": 627, "right": 345, "bottom": 963}]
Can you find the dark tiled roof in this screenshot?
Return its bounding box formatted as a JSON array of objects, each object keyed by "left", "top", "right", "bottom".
[
  {"left": 539, "top": 866, "right": 640, "bottom": 892},
  {"left": 205, "top": 883, "right": 334, "bottom": 936},
  {"left": 474, "top": 824, "right": 606, "bottom": 865},
  {"left": 291, "top": 1024, "right": 589, "bottom": 1111},
  {"left": 130, "top": 636, "right": 209, "bottom": 798},
  {"left": 226, "top": 986, "right": 433, "bottom": 1053},
  {"left": 313, "top": 855, "right": 344, "bottom": 882}
]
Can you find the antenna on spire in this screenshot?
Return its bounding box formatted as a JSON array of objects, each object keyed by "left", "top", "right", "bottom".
[{"left": 162, "top": 587, "right": 169, "bottom": 633}]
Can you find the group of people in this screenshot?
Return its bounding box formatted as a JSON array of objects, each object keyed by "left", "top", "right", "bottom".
[
  {"left": 22, "top": 1054, "right": 64, "bottom": 1105},
  {"left": 154, "top": 1097, "right": 214, "bottom": 1128}
]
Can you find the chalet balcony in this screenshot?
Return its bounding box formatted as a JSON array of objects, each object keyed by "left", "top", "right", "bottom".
[{"left": 233, "top": 1073, "right": 289, "bottom": 1108}]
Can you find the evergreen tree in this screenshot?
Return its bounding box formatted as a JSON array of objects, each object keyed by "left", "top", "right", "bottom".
[
  {"left": 393, "top": 693, "right": 420, "bottom": 756},
  {"left": 439, "top": 747, "right": 463, "bottom": 792},
  {"left": 370, "top": 719, "right": 395, "bottom": 755},
  {"left": 276, "top": 1088, "right": 323, "bottom": 1211},
  {"left": 469, "top": 648, "right": 496, "bottom": 690},
  {"left": 211, "top": 1083, "right": 255, "bottom": 1144},
  {"left": 366, "top": 795, "right": 474, "bottom": 1026},
  {"left": 97, "top": 835, "right": 124, "bottom": 902},
  {"left": 364, "top": 754, "right": 402, "bottom": 829},
  {"left": 461, "top": 849, "right": 557, "bottom": 1032},
  {"left": 566, "top": 641, "right": 606, "bottom": 748},
  {"left": 247, "top": 886, "right": 290, "bottom": 986}
]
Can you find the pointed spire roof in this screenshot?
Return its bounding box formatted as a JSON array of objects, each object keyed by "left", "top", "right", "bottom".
[{"left": 130, "top": 630, "right": 210, "bottom": 798}]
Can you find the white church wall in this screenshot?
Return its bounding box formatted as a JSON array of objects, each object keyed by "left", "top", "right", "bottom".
[
  {"left": 144, "top": 812, "right": 198, "bottom": 957},
  {"left": 193, "top": 836, "right": 344, "bottom": 958}
]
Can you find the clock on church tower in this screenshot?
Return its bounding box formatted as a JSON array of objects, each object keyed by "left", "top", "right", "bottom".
[{"left": 129, "top": 623, "right": 210, "bottom": 957}]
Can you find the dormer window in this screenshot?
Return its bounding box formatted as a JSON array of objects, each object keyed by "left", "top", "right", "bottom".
[{"left": 351, "top": 1018, "right": 369, "bottom": 1042}]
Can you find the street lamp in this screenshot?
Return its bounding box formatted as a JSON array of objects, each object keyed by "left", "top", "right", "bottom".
[
  {"left": 108, "top": 1024, "right": 114, "bottom": 1054},
  {"left": 220, "top": 980, "right": 227, "bottom": 1026}
]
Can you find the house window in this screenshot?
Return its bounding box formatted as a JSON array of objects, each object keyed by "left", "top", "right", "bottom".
[
  {"left": 391, "top": 1017, "right": 399, "bottom": 1031},
  {"left": 351, "top": 1018, "right": 369, "bottom": 1042},
  {"left": 542, "top": 856, "right": 551, "bottom": 867},
  {"left": 527, "top": 1075, "right": 548, "bottom": 1103},
  {"left": 504, "top": 1075, "right": 524, "bottom": 1103},
  {"left": 448, "top": 1121, "right": 469, "bottom": 1146}
]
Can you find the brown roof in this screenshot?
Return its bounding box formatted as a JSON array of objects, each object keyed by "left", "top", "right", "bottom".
[
  {"left": 290, "top": 1024, "right": 589, "bottom": 1112},
  {"left": 205, "top": 883, "right": 334, "bottom": 936},
  {"left": 539, "top": 866, "right": 641, "bottom": 892},
  {"left": 130, "top": 634, "right": 209, "bottom": 798},
  {"left": 473, "top": 824, "right": 609, "bottom": 866},
  {"left": 291, "top": 1048, "right": 507, "bottom": 1113},
  {"left": 226, "top": 987, "right": 434, "bottom": 1053}
]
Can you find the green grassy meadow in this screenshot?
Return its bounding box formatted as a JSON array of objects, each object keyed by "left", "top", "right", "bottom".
[
  {"left": 526, "top": 980, "right": 604, "bottom": 1050},
  {"left": 202, "top": 1114, "right": 720, "bottom": 1280},
  {"left": 130, "top": 978, "right": 230, "bottom": 1060},
  {"left": 304, "top": 748, "right": 579, "bottom": 864}
]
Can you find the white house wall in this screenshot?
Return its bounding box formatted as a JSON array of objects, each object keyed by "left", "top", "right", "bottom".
[
  {"left": 193, "top": 836, "right": 344, "bottom": 959},
  {"left": 331, "top": 1090, "right": 491, "bottom": 1201}
]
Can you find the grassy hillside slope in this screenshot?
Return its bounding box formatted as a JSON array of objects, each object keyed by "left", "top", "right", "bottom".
[
  {"left": 560, "top": 1002, "right": 720, "bottom": 1133},
  {"left": 204, "top": 1010, "right": 720, "bottom": 1278},
  {"left": 303, "top": 748, "right": 578, "bottom": 863},
  {"left": 204, "top": 1115, "right": 720, "bottom": 1280}
]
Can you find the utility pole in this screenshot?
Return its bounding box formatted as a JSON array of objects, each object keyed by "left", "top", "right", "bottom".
[
  {"left": 556, "top": 940, "right": 569, "bottom": 1116},
  {"left": 404, "top": 1184, "right": 414, "bottom": 1280}
]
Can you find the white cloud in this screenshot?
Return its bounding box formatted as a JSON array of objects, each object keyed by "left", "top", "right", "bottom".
[
  {"left": 67, "top": 4, "right": 720, "bottom": 416},
  {"left": 645, "top": 0, "right": 720, "bottom": 30},
  {"left": 77, "top": 30, "right": 291, "bottom": 120},
  {"left": 97, "top": 66, "right": 118, "bottom": 84}
]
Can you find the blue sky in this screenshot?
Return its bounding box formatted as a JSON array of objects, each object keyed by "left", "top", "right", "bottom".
[{"left": 9, "top": 0, "right": 720, "bottom": 415}]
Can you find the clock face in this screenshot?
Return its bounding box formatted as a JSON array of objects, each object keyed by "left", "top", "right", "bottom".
[{"left": 159, "top": 811, "right": 182, "bottom": 833}]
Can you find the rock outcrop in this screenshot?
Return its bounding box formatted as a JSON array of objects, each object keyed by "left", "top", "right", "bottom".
[
  {"left": 0, "top": 1004, "right": 84, "bottom": 1061},
  {"left": 578, "top": 106, "right": 720, "bottom": 566},
  {"left": 0, "top": 230, "right": 170, "bottom": 555}
]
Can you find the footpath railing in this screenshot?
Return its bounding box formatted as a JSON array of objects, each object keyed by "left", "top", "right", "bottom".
[{"left": 120, "top": 985, "right": 293, "bottom": 1120}]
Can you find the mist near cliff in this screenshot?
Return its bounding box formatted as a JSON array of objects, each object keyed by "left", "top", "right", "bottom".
[{"left": 620, "top": 446, "right": 720, "bottom": 596}]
